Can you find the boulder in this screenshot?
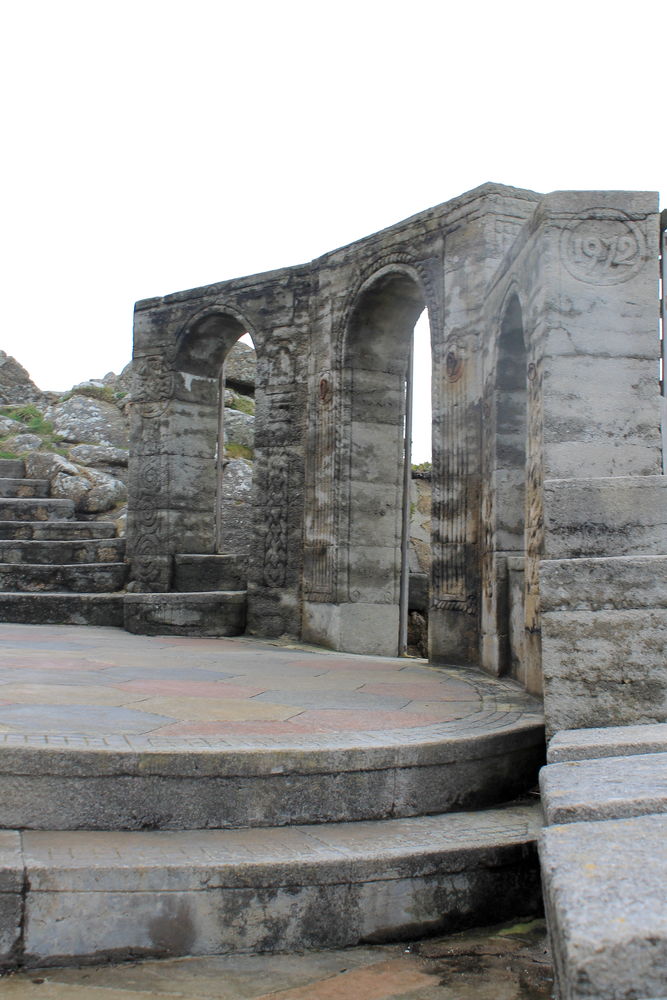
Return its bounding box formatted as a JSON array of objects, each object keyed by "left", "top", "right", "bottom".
[
  {"left": 24, "top": 452, "right": 80, "bottom": 481},
  {"left": 218, "top": 458, "right": 253, "bottom": 556},
  {"left": 225, "top": 342, "right": 256, "bottom": 393},
  {"left": 0, "top": 352, "right": 44, "bottom": 405},
  {"left": 224, "top": 409, "right": 254, "bottom": 451},
  {"left": 51, "top": 467, "right": 127, "bottom": 514},
  {"left": 46, "top": 396, "right": 128, "bottom": 449},
  {"left": 69, "top": 444, "right": 129, "bottom": 468},
  {"left": 4, "top": 433, "right": 44, "bottom": 452}
]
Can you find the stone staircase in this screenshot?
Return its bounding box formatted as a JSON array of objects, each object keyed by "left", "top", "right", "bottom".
[
  {"left": 124, "top": 553, "right": 247, "bottom": 635},
  {"left": 0, "top": 626, "right": 546, "bottom": 970},
  {"left": 0, "top": 458, "right": 127, "bottom": 625}
]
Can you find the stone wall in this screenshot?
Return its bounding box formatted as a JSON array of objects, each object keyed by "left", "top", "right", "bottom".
[{"left": 126, "top": 183, "right": 665, "bottom": 725}]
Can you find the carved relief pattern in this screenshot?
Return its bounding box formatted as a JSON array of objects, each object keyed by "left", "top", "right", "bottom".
[
  {"left": 524, "top": 359, "right": 544, "bottom": 634},
  {"left": 303, "top": 370, "right": 337, "bottom": 601},
  {"left": 432, "top": 343, "right": 475, "bottom": 614},
  {"left": 560, "top": 209, "right": 647, "bottom": 285},
  {"left": 263, "top": 450, "right": 289, "bottom": 588},
  {"left": 132, "top": 355, "right": 177, "bottom": 418}
]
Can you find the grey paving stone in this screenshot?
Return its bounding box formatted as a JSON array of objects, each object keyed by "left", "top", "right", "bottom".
[
  {"left": 540, "top": 752, "right": 667, "bottom": 824},
  {"left": 548, "top": 724, "right": 667, "bottom": 763},
  {"left": 0, "top": 703, "right": 174, "bottom": 735},
  {"left": 539, "top": 814, "right": 667, "bottom": 1000}
]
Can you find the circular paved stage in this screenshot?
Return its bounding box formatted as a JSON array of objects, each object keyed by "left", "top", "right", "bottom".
[{"left": 0, "top": 624, "right": 541, "bottom": 750}]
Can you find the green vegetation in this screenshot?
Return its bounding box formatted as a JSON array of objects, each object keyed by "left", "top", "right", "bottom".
[
  {"left": 0, "top": 448, "right": 19, "bottom": 460},
  {"left": 60, "top": 384, "right": 118, "bottom": 405},
  {"left": 0, "top": 404, "right": 65, "bottom": 451},
  {"left": 225, "top": 443, "right": 254, "bottom": 461},
  {"left": 227, "top": 392, "right": 255, "bottom": 415},
  {"left": 412, "top": 460, "right": 432, "bottom": 474}
]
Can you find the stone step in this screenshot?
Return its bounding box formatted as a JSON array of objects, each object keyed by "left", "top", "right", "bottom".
[
  {"left": 0, "top": 562, "right": 128, "bottom": 593},
  {"left": 0, "top": 498, "right": 75, "bottom": 522},
  {"left": 124, "top": 590, "right": 247, "bottom": 636},
  {"left": 0, "top": 537, "right": 126, "bottom": 565},
  {"left": 0, "top": 520, "right": 117, "bottom": 540},
  {"left": 0, "top": 592, "right": 124, "bottom": 626},
  {"left": 0, "top": 803, "right": 542, "bottom": 967},
  {"left": 0, "top": 459, "right": 25, "bottom": 478},
  {"left": 0, "top": 715, "right": 544, "bottom": 830},
  {"left": 173, "top": 553, "right": 247, "bottom": 592},
  {"left": 540, "top": 752, "right": 667, "bottom": 825},
  {"left": 0, "top": 478, "right": 50, "bottom": 499},
  {"left": 540, "top": 814, "right": 667, "bottom": 1000}
]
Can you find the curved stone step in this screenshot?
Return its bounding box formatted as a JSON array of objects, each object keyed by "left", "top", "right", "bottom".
[
  {"left": 0, "top": 562, "right": 127, "bottom": 593},
  {"left": 0, "top": 538, "right": 126, "bottom": 565},
  {"left": 0, "top": 478, "right": 50, "bottom": 499},
  {"left": 2, "top": 803, "right": 542, "bottom": 967},
  {"left": 0, "top": 498, "right": 75, "bottom": 522},
  {"left": 174, "top": 554, "right": 247, "bottom": 592},
  {"left": 0, "top": 715, "right": 544, "bottom": 830},
  {"left": 0, "top": 459, "right": 25, "bottom": 478},
  {"left": 0, "top": 592, "right": 124, "bottom": 626},
  {"left": 0, "top": 521, "right": 117, "bottom": 540},
  {"left": 124, "top": 590, "right": 246, "bottom": 636}
]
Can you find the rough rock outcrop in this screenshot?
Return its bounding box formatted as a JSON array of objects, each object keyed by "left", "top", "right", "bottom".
[{"left": 0, "top": 352, "right": 44, "bottom": 406}]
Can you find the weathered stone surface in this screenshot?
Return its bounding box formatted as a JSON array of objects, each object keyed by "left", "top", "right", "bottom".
[
  {"left": 0, "top": 478, "right": 49, "bottom": 499},
  {"left": 540, "top": 752, "right": 667, "bottom": 824},
  {"left": 0, "top": 460, "right": 25, "bottom": 479},
  {"left": 544, "top": 476, "right": 667, "bottom": 559},
  {"left": 5, "top": 433, "right": 44, "bottom": 452},
  {"left": 0, "top": 498, "right": 75, "bottom": 522},
  {"left": 69, "top": 444, "right": 128, "bottom": 468},
  {"left": 0, "top": 351, "right": 43, "bottom": 405},
  {"left": 50, "top": 467, "right": 127, "bottom": 514},
  {"left": 0, "top": 593, "right": 124, "bottom": 626},
  {"left": 124, "top": 591, "right": 246, "bottom": 637},
  {"left": 0, "top": 520, "right": 116, "bottom": 540},
  {"left": 0, "top": 562, "right": 127, "bottom": 593},
  {"left": 173, "top": 554, "right": 246, "bottom": 592},
  {"left": 24, "top": 452, "right": 79, "bottom": 481},
  {"left": 0, "top": 537, "right": 125, "bottom": 565},
  {"left": 548, "top": 724, "right": 667, "bottom": 763},
  {"left": 46, "top": 395, "right": 128, "bottom": 449},
  {"left": 0, "top": 830, "right": 23, "bottom": 967},
  {"left": 540, "top": 814, "right": 667, "bottom": 1000},
  {"left": 541, "top": 556, "right": 667, "bottom": 613},
  {"left": 17, "top": 804, "right": 540, "bottom": 965}
]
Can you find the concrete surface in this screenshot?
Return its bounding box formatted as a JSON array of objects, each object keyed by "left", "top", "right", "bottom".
[{"left": 0, "top": 919, "right": 554, "bottom": 999}]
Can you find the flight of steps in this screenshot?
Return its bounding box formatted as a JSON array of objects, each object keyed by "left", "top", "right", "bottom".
[
  {"left": 0, "top": 703, "right": 545, "bottom": 968},
  {"left": 124, "top": 553, "right": 247, "bottom": 635},
  {"left": 0, "top": 458, "right": 127, "bottom": 625}
]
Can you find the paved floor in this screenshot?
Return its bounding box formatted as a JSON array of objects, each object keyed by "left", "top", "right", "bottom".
[
  {"left": 0, "top": 624, "right": 540, "bottom": 748},
  {"left": 1, "top": 920, "right": 554, "bottom": 999}
]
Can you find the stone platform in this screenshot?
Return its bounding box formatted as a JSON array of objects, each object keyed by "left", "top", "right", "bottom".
[{"left": 0, "top": 624, "right": 545, "bottom": 968}]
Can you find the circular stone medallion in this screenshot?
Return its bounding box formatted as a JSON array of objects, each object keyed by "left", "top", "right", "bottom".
[{"left": 560, "top": 208, "right": 647, "bottom": 285}]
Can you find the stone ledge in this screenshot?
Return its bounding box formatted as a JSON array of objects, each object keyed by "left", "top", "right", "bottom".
[
  {"left": 541, "top": 555, "right": 667, "bottom": 613},
  {"left": 548, "top": 724, "right": 667, "bottom": 763},
  {"left": 540, "top": 752, "right": 667, "bottom": 824}
]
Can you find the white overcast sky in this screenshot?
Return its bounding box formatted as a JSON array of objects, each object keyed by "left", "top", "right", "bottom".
[{"left": 1, "top": 0, "right": 664, "bottom": 460}]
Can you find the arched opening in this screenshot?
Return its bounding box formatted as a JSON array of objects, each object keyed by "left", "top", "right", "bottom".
[
  {"left": 494, "top": 293, "right": 528, "bottom": 682},
  {"left": 343, "top": 270, "right": 427, "bottom": 656},
  {"left": 172, "top": 310, "right": 255, "bottom": 569}
]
